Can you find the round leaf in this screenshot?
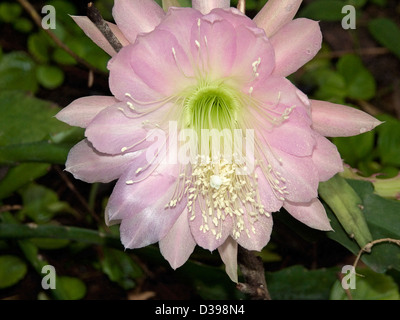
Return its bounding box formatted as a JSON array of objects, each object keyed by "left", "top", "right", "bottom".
[
  {"left": 55, "top": 276, "right": 87, "bottom": 300},
  {"left": 36, "top": 65, "right": 64, "bottom": 89},
  {"left": 0, "top": 255, "right": 28, "bottom": 289}
]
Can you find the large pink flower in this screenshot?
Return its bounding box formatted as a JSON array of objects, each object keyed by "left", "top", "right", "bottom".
[{"left": 57, "top": 0, "right": 381, "bottom": 282}]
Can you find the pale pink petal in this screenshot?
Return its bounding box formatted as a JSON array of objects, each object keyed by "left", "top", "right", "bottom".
[
  {"left": 211, "top": 8, "right": 256, "bottom": 29},
  {"left": 159, "top": 209, "right": 196, "bottom": 269},
  {"left": 71, "top": 16, "right": 128, "bottom": 56},
  {"left": 255, "top": 167, "right": 283, "bottom": 213},
  {"left": 190, "top": 13, "right": 237, "bottom": 79},
  {"left": 284, "top": 198, "right": 332, "bottom": 231},
  {"left": 231, "top": 25, "right": 275, "bottom": 87},
  {"left": 253, "top": 0, "right": 303, "bottom": 37},
  {"left": 262, "top": 146, "right": 320, "bottom": 203},
  {"left": 107, "top": 45, "right": 164, "bottom": 102},
  {"left": 192, "top": 0, "right": 230, "bottom": 14},
  {"left": 236, "top": 212, "right": 273, "bottom": 251},
  {"left": 218, "top": 237, "right": 238, "bottom": 283},
  {"left": 251, "top": 77, "right": 312, "bottom": 119},
  {"left": 270, "top": 18, "right": 322, "bottom": 77},
  {"left": 106, "top": 162, "right": 186, "bottom": 248},
  {"left": 112, "top": 0, "right": 165, "bottom": 43},
  {"left": 130, "top": 29, "right": 195, "bottom": 96},
  {"left": 260, "top": 107, "right": 316, "bottom": 157},
  {"left": 189, "top": 200, "right": 233, "bottom": 251},
  {"left": 312, "top": 133, "right": 344, "bottom": 181},
  {"left": 56, "top": 96, "right": 118, "bottom": 128},
  {"left": 85, "top": 102, "right": 169, "bottom": 155},
  {"left": 65, "top": 139, "right": 139, "bottom": 183},
  {"left": 158, "top": 7, "right": 202, "bottom": 49},
  {"left": 310, "top": 100, "right": 382, "bottom": 137}
]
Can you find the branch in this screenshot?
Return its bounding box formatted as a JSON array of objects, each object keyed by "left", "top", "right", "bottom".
[
  {"left": 87, "top": 2, "right": 123, "bottom": 53},
  {"left": 353, "top": 237, "right": 400, "bottom": 271},
  {"left": 237, "top": 245, "right": 271, "bottom": 300},
  {"left": 16, "top": 0, "right": 105, "bottom": 75}
]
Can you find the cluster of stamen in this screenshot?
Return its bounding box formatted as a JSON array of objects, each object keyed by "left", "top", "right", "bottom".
[{"left": 167, "top": 155, "right": 271, "bottom": 241}]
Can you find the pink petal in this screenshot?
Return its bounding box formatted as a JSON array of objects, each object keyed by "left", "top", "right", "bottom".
[
  {"left": 284, "top": 198, "right": 333, "bottom": 231},
  {"left": 106, "top": 161, "right": 185, "bottom": 248},
  {"left": 192, "top": 0, "right": 230, "bottom": 14},
  {"left": 85, "top": 102, "right": 170, "bottom": 155},
  {"left": 211, "top": 8, "right": 256, "bottom": 29},
  {"left": 260, "top": 107, "right": 316, "bottom": 157},
  {"left": 158, "top": 7, "right": 202, "bottom": 50},
  {"left": 253, "top": 0, "right": 303, "bottom": 37},
  {"left": 218, "top": 237, "right": 238, "bottom": 283},
  {"left": 231, "top": 25, "right": 275, "bottom": 87},
  {"left": 159, "top": 209, "right": 196, "bottom": 269},
  {"left": 108, "top": 45, "right": 163, "bottom": 102},
  {"left": 190, "top": 13, "right": 237, "bottom": 79},
  {"left": 56, "top": 96, "right": 118, "bottom": 128},
  {"left": 189, "top": 200, "right": 233, "bottom": 251},
  {"left": 112, "top": 0, "right": 165, "bottom": 43},
  {"left": 251, "top": 77, "right": 312, "bottom": 119},
  {"left": 270, "top": 18, "right": 322, "bottom": 77},
  {"left": 71, "top": 16, "right": 129, "bottom": 56},
  {"left": 310, "top": 100, "right": 382, "bottom": 137},
  {"left": 255, "top": 167, "right": 283, "bottom": 213},
  {"left": 312, "top": 133, "right": 344, "bottom": 182},
  {"left": 65, "top": 139, "right": 139, "bottom": 183},
  {"left": 262, "top": 146, "right": 319, "bottom": 203},
  {"left": 130, "top": 29, "right": 195, "bottom": 96},
  {"left": 236, "top": 211, "right": 273, "bottom": 251}
]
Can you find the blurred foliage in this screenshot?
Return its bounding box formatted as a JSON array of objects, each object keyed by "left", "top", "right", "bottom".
[{"left": 0, "top": 0, "right": 399, "bottom": 301}]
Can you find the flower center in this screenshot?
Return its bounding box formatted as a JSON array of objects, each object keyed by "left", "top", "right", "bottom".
[{"left": 182, "top": 81, "right": 241, "bottom": 134}]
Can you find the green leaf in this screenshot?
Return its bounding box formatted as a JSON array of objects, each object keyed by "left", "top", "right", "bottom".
[
  {"left": 0, "top": 2, "right": 22, "bottom": 23},
  {"left": 330, "top": 268, "right": 400, "bottom": 300},
  {"left": 0, "top": 163, "right": 50, "bottom": 200},
  {"left": 13, "top": 17, "right": 33, "bottom": 33},
  {"left": 337, "top": 54, "right": 376, "bottom": 100},
  {"left": 319, "top": 175, "right": 373, "bottom": 248},
  {"left": 312, "top": 68, "right": 347, "bottom": 102},
  {"left": 52, "top": 48, "right": 76, "bottom": 65},
  {"left": 0, "top": 90, "right": 69, "bottom": 147},
  {"left": 100, "top": 248, "right": 143, "bottom": 290},
  {"left": 28, "top": 33, "right": 51, "bottom": 64},
  {"left": 376, "top": 114, "right": 400, "bottom": 167},
  {"left": 29, "top": 238, "right": 70, "bottom": 250},
  {"left": 267, "top": 265, "right": 339, "bottom": 300},
  {"left": 54, "top": 276, "right": 87, "bottom": 300},
  {"left": 0, "top": 141, "right": 71, "bottom": 165},
  {"left": 368, "top": 18, "right": 400, "bottom": 59},
  {"left": 299, "top": 0, "right": 346, "bottom": 21},
  {"left": 0, "top": 255, "right": 27, "bottom": 289},
  {"left": 327, "top": 179, "right": 400, "bottom": 273},
  {"left": 0, "top": 52, "right": 38, "bottom": 93},
  {"left": 18, "top": 183, "right": 74, "bottom": 223},
  {"left": 36, "top": 65, "right": 65, "bottom": 89},
  {"left": 332, "top": 130, "right": 375, "bottom": 168}
]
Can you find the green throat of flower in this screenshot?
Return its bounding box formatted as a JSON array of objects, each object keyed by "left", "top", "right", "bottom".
[{"left": 182, "top": 81, "right": 242, "bottom": 135}]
